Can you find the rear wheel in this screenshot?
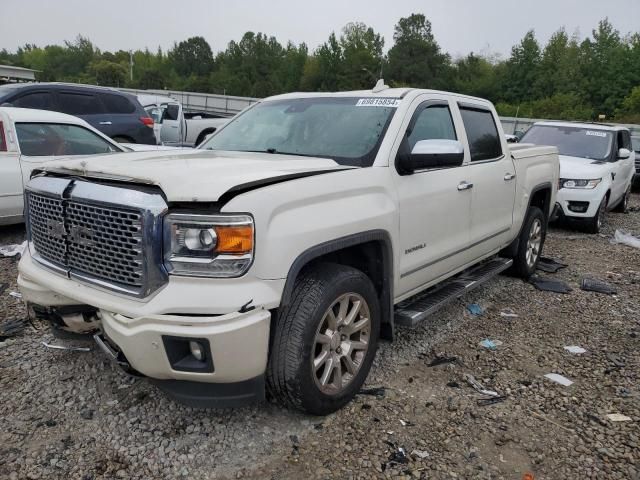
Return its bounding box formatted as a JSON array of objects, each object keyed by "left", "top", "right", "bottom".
[
  {"left": 512, "top": 206, "right": 546, "bottom": 279},
  {"left": 585, "top": 196, "right": 607, "bottom": 234},
  {"left": 613, "top": 186, "right": 631, "bottom": 213},
  {"left": 267, "top": 263, "right": 380, "bottom": 415}
]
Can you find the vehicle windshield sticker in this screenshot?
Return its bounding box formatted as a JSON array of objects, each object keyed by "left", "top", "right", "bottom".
[
  {"left": 356, "top": 98, "right": 401, "bottom": 107},
  {"left": 586, "top": 131, "right": 607, "bottom": 137}
]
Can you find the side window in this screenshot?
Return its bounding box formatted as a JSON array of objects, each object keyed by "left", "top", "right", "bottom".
[
  {"left": 15, "top": 123, "right": 118, "bottom": 156},
  {"left": 101, "top": 93, "right": 136, "bottom": 114},
  {"left": 12, "top": 92, "right": 55, "bottom": 110},
  {"left": 459, "top": 107, "right": 502, "bottom": 161},
  {"left": 407, "top": 104, "right": 457, "bottom": 151},
  {"left": 618, "top": 131, "right": 631, "bottom": 150},
  {"left": 58, "top": 92, "right": 104, "bottom": 115}
]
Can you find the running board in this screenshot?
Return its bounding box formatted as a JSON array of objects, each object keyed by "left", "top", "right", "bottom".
[{"left": 394, "top": 257, "right": 513, "bottom": 327}]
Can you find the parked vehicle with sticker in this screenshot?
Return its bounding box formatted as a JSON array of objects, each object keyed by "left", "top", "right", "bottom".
[
  {"left": 0, "top": 83, "right": 156, "bottom": 145},
  {"left": 520, "top": 121, "right": 635, "bottom": 233},
  {"left": 18, "top": 85, "right": 559, "bottom": 414},
  {"left": 0, "top": 107, "right": 189, "bottom": 226},
  {"left": 138, "top": 94, "right": 230, "bottom": 146}
]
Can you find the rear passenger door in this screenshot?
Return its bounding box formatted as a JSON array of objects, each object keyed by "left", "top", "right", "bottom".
[
  {"left": 100, "top": 92, "right": 139, "bottom": 141},
  {"left": 56, "top": 91, "right": 112, "bottom": 136},
  {"left": 395, "top": 97, "right": 473, "bottom": 296},
  {"left": 460, "top": 103, "right": 516, "bottom": 257}
]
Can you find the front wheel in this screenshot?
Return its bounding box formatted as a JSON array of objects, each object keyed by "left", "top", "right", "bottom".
[
  {"left": 512, "top": 206, "right": 546, "bottom": 279},
  {"left": 613, "top": 186, "right": 631, "bottom": 213},
  {"left": 267, "top": 263, "right": 380, "bottom": 415},
  {"left": 584, "top": 196, "right": 607, "bottom": 234}
]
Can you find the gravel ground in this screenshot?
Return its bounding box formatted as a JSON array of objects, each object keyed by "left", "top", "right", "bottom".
[{"left": 1, "top": 194, "right": 639, "bottom": 480}]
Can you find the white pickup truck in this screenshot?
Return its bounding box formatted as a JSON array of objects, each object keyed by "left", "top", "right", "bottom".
[
  {"left": 138, "top": 94, "right": 229, "bottom": 146},
  {"left": 18, "top": 85, "right": 559, "bottom": 414}
]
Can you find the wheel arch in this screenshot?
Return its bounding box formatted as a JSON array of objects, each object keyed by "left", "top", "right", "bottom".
[
  {"left": 280, "top": 230, "right": 395, "bottom": 341},
  {"left": 196, "top": 128, "right": 217, "bottom": 146},
  {"left": 503, "top": 182, "right": 552, "bottom": 258}
]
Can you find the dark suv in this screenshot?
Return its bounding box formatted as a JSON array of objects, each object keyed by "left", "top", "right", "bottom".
[{"left": 0, "top": 83, "right": 156, "bottom": 145}]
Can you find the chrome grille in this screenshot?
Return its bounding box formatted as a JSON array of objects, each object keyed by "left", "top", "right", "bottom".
[
  {"left": 67, "top": 202, "right": 144, "bottom": 287},
  {"left": 27, "top": 192, "right": 66, "bottom": 265},
  {"left": 25, "top": 177, "right": 168, "bottom": 298}
]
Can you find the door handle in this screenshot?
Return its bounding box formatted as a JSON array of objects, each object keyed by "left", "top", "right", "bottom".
[
  {"left": 457, "top": 181, "right": 474, "bottom": 191},
  {"left": 504, "top": 173, "right": 516, "bottom": 181},
  {"left": 99, "top": 121, "right": 112, "bottom": 125}
]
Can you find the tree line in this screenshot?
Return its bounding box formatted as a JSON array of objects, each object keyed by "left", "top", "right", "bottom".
[{"left": 1, "top": 14, "right": 639, "bottom": 123}]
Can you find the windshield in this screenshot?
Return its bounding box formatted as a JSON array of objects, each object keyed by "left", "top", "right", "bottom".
[
  {"left": 15, "top": 123, "right": 121, "bottom": 156},
  {"left": 520, "top": 125, "right": 613, "bottom": 161},
  {"left": 632, "top": 137, "right": 640, "bottom": 153},
  {"left": 199, "top": 97, "right": 399, "bottom": 166}
]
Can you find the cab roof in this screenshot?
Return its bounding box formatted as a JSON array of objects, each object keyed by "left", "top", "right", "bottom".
[{"left": 534, "top": 121, "right": 629, "bottom": 132}]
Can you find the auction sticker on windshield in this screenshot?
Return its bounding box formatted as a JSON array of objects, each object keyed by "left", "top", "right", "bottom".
[
  {"left": 356, "top": 98, "right": 401, "bottom": 107},
  {"left": 586, "top": 131, "right": 607, "bottom": 137}
]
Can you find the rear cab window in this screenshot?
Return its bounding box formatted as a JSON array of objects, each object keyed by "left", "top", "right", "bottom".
[{"left": 459, "top": 106, "right": 503, "bottom": 161}]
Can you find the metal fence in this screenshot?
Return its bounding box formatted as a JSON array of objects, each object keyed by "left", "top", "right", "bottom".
[{"left": 120, "top": 88, "right": 259, "bottom": 117}]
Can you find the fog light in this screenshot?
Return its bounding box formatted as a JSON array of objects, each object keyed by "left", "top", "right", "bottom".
[{"left": 189, "top": 340, "right": 204, "bottom": 361}]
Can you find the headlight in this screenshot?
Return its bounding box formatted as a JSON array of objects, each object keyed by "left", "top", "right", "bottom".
[
  {"left": 559, "top": 178, "right": 602, "bottom": 189},
  {"left": 163, "top": 213, "right": 254, "bottom": 277}
]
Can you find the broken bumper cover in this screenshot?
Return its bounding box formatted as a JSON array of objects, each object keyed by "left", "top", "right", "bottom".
[{"left": 18, "top": 249, "right": 276, "bottom": 408}]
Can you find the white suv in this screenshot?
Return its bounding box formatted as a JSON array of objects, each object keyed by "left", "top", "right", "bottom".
[{"left": 521, "top": 122, "right": 635, "bottom": 233}]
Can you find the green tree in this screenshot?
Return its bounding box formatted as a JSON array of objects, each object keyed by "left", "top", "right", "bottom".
[
  {"left": 168, "top": 36, "right": 214, "bottom": 77},
  {"left": 338, "top": 22, "right": 384, "bottom": 89},
  {"left": 453, "top": 53, "right": 498, "bottom": 100},
  {"left": 534, "top": 29, "right": 581, "bottom": 99},
  {"left": 89, "top": 60, "right": 127, "bottom": 86},
  {"left": 387, "top": 14, "right": 450, "bottom": 89},
  {"left": 502, "top": 30, "right": 541, "bottom": 103}
]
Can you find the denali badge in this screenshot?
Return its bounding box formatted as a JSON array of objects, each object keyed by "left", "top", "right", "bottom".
[{"left": 405, "top": 243, "right": 426, "bottom": 255}]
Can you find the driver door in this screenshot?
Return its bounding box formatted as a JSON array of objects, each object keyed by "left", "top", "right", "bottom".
[
  {"left": 394, "top": 97, "right": 473, "bottom": 297},
  {"left": 160, "top": 103, "right": 183, "bottom": 145}
]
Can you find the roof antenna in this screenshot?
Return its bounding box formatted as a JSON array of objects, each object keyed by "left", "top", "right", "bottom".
[{"left": 372, "top": 79, "right": 389, "bottom": 93}]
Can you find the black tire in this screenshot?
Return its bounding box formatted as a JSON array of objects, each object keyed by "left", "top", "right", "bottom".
[
  {"left": 512, "top": 206, "right": 546, "bottom": 279},
  {"left": 612, "top": 186, "right": 631, "bottom": 213},
  {"left": 267, "top": 263, "right": 380, "bottom": 415},
  {"left": 195, "top": 129, "right": 215, "bottom": 146},
  {"left": 584, "top": 195, "right": 607, "bottom": 234}
]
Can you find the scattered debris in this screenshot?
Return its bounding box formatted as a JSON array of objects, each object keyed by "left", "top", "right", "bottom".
[
  {"left": 529, "top": 276, "right": 572, "bottom": 294},
  {"left": 0, "top": 318, "right": 28, "bottom": 339},
  {"left": 537, "top": 256, "right": 568, "bottom": 273},
  {"left": 41, "top": 342, "right": 91, "bottom": 353},
  {"left": 580, "top": 278, "right": 617, "bottom": 295},
  {"left": 606, "top": 413, "right": 632, "bottom": 422},
  {"left": 80, "top": 409, "right": 94, "bottom": 420},
  {"left": 359, "top": 386, "right": 386, "bottom": 398},
  {"left": 464, "top": 374, "right": 499, "bottom": 397},
  {"left": 467, "top": 303, "right": 484, "bottom": 316},
  {"left": 564, "top": 346, "right": 586, "bottom": 354},
  {"left": 479, "top": 339, "right": 503, "bottom": 350},
  {"left": 427, "top": 354, "right": 457, "bottom": 367},
  {"left": 9, "top": 291, "right": 22, "bottom": 299},
  {"left": 544, "top": 373, "right": 574, "bottom": 387},
  {"left": 499, "top": 454, "right": 507, "bottom": 463},
  {"left": 611, "top": 229, "right": 640, "bottom": 249},
  {"left": 399, "top": 419, "right": 414, "bottom": 427},
  {"left": 446, "top": 381, "right": 461, "bottom": 388},
  {"left": 0, "top": 241, "right": 27, "bottom": 258},
  {"left": 387, "top": 446, "right": 408, "bottom": 466},
  {"left": 411, "top": 449, "right": 430, "bottom": 459},
  {"left": 530, "top": 411, "right": 574, "bottom": 433},
  {"left": 500, "top": 310, "right": 519, "bottom": 318},
  {"left": 477, "top": 395, "right": 507, "bottom": 406}
]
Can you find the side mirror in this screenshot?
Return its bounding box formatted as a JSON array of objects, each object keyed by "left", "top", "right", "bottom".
[
  {"left": 618, "top": 148, "right": 631, "bottom": 160},
  {"left": 165, "top": 104, "right": 180, "bottom": 121},
  {"left": 401, "top": 139, "right": 464, "bottom": 174}
]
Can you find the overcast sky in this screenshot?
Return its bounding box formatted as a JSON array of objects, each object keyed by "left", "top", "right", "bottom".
[{"left": 2, "top": 0, "right": 639, "bottom": 59}]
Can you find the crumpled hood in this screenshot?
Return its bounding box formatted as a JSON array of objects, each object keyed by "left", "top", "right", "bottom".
[
  {"left": 39, "top": 149, "right": 351, "bottom": 202},
  {"left": 559, "top": 154, "right": 611, "bottom": 180}
]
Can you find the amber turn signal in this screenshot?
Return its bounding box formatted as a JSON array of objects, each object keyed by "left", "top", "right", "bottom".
[{"left": 214, "top": 225, "right": 253, "bottom": 254}]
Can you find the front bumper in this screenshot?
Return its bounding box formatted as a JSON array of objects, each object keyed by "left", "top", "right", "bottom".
[
  {"left": 18, "top": 249, "right": 277, "bottom": 407},
  {"left": 555, "top": 184, "right": 607, "bottom": 219}
]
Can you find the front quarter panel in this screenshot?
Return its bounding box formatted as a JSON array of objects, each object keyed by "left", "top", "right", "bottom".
[{"left": 222, "top": 167, "right": 399, "bottom": 282}]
